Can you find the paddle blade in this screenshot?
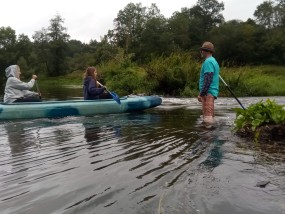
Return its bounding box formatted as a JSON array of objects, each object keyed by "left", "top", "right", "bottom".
[{"left": 109, "top": 91, "right": 121, "bottom": 104}]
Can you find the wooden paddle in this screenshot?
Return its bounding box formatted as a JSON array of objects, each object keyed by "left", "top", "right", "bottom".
[{"left": 97, "top": 81, "right": 121, "bottom": 105}]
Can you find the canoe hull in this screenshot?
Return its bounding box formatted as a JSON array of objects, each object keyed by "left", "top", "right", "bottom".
[{"left": 0, "top": 96, "right": 162, "bottom": 120}]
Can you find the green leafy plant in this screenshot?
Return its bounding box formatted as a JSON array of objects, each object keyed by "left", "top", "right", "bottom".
[{"left": 233, "top": 99, "right": 285, "bottom": 131}]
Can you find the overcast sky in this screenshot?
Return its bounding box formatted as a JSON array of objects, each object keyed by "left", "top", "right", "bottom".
[{"left": 1, "top": 0, "right": 265, "bottom": 43}]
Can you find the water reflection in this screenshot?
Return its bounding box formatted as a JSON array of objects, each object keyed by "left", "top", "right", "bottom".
[
  {"left": 40, "top": 85, "right": 83, "bottom": 100},
  {"left": 1, "top": 122, "right": 42, "bottom": 209},
  {"left": 5, "top": 122, "right": 37, "bottom": 155},
  {"left": 84, "top": 124, "right": 102, "bottom": 143},
  {"left": 201, "top": 139, "right": 224, "bottom": 169},
  {"left": 198, "top": 132, "right": 224, "bottom": 169}
]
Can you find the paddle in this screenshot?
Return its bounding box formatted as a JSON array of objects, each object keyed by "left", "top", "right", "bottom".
[
  {"left": 35, "top": 80, "right": 42, "bottom": 99},
  {"left": 97, "top": 81, "right": 121, "bottom": 104},
  {"left": 219, "top": 75, "right": 246, "bottom": 110}
]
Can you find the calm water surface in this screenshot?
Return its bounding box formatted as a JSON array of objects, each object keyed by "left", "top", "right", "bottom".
[{"left": 0, "top": 92, "right": 285, "bottom": 214}]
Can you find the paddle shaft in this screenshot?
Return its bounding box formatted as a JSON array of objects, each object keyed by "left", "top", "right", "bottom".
[
  {"left": 96, "top": 81, "right": 110, "bottom": 93},
  {"left": 35, "top": 80, "right": 42, "bottom": 99},
  {"left": 96, "top": 81, "right": 121, "bottom": 104},
  {"left": 219, "top": 75, "right": 246, "bottom": 110}
]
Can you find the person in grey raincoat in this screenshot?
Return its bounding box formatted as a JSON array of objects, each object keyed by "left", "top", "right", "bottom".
[{"left": 3, "top": 65, "right": 41, "bottom": 103}]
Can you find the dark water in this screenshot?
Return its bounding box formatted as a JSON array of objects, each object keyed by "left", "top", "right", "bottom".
[{"left": 0, "top": 92, "right": 285, "bottom": 214}]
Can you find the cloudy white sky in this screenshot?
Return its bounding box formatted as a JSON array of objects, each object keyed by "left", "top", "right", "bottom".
[{"left": 1, "top": 0, "right": 265, "bottom": 43}]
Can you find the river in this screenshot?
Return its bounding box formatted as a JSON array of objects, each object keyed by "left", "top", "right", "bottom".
[{"left": 0, "top": 94, "right": 284, "bottom": 214}]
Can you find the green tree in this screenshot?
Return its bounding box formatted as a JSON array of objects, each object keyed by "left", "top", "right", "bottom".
[
  {"left": 252, "top": 0, "right": 285, "bottom": 64},
  {"left": 66, "top": 39, "right": 86, "bottom": 58},
  {"left": 33, "top": 14, "right": 70, "bottom": 76},
  {"left": 254, "top": 0, "right": 275, "bottom": 28},
  {"left": 65, "top": 39, "right": 89, "bottom": 71},
  {"left": 138, "top": 15, "right": 171, "bottom": 62},
  {"left": 168, "top": 8, "right": 192, "bottom": 51},
  {"left": 15, "top": 34, "right": 33, "bottom": 66},
  {"left": 168, "top": 0, "right": 224, "bottom": 51},
  {"left": 47, "top": 13, "right": 70, "bottom": 76},
  {"left": 112, "top": 3, "right": 147, "bottom": 54},
  {"left": 32, "top": 28, "right": 50, "bottom": 74},
  {"left": 136, "top": 4, "right": 172, "bottom": 62},
  {"left": 0, "top": 27, "right": 17, "bottom": 89},
  {"left": 189, "top": 0, "right": 224, "bottom": 44},
  {"left": 254, "top": 0, "right": 285, "bottom": 28},
  {"left": 209, "top": 20, "right": 265, "bottom": 64},
  {"left": 275, "top": 0, "right": 285, "bottom": 28},
  {"left": 262, "top": 28, "right": 285, "bottom": 64},
  {"left": 17, "top": 56, "right": 30, "bottom": 79},
  {"left": 88, "top": 37, "right": 118, "bottom": 65},
  {"left": 0, "top": 26, "right": 17, "bottom": 68}
]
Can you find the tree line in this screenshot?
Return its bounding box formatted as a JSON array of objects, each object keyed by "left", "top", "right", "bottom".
[{"left": 0, "top": 0, "right": 284, "bottom": 95}]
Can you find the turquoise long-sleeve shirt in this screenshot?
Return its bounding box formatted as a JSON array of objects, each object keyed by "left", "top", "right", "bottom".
[{"left": 199, "top": 56, "right": 220, "bottom": 97}]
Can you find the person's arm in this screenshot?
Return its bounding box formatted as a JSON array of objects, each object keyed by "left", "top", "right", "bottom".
[
  {"left": 200, "top": 72, "right": 214, "bottom": 96},
  {"left": 22, "top": 90, "right": 39, "bottom": 97},
  {"left": 88, "top": 79, "right": 105, "bottom": 96},
  {"left": 10, "top": 78, "right": 35, "bottom": 90}
]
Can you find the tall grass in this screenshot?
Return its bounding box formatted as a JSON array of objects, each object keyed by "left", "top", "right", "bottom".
[{"left": 220, "top": 65, "right": 285, "bottom": 97}]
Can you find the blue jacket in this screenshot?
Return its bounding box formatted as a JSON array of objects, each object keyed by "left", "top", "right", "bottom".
[{"left": 83, "top": 76, "right": 105, "bottom": 100}]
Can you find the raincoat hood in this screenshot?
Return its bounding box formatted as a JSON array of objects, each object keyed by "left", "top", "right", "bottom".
[{"left": 5, "top": 65, "right": 18, "bottom": 78}]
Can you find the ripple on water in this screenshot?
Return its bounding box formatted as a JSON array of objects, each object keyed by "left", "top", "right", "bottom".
[{"left": 0, "top": 97, "right": 284, "bottom": 214}]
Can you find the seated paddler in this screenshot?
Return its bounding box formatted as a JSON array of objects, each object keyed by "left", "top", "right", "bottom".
[
  {"left": 83, "top": 66, "right": 112, "bottom": 100},
  {"left": 3, "top": 65, "right": 41, "bottom": 104}
]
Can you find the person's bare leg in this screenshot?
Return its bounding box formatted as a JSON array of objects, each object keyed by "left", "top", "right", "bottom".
[{"left": 203, "top": 95, "right": 215, "bottom": 125}]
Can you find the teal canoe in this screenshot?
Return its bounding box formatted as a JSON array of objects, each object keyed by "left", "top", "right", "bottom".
[{"left": 0, "top": 95, "right": 162, "bottom": 120}]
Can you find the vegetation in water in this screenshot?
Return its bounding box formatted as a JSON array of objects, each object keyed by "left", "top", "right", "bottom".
[
  {"left": 233, "top": 99, "right": 285, "bottom": 142},
  {"left": 234, "top": 99, "right": 285, "bottom": 131}
]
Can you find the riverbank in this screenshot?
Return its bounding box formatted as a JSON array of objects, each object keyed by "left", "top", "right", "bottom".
[{"left": 37, "top": 65, "right": 285, "bottom": 97}]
